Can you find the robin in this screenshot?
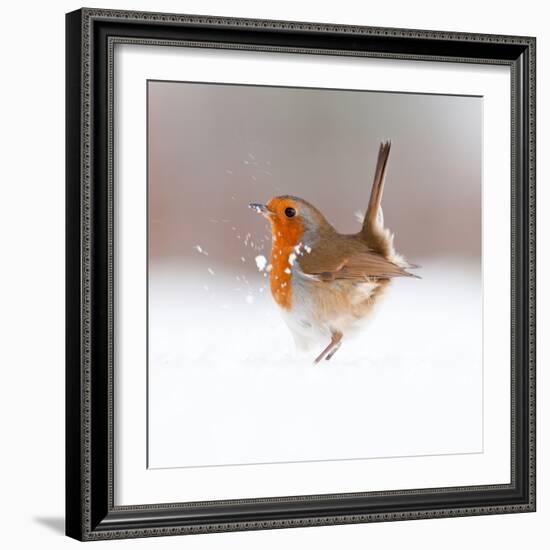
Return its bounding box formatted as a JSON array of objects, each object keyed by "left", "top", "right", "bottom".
[{"left": 249, "top": 141, "right": 419, "bottom": 364}]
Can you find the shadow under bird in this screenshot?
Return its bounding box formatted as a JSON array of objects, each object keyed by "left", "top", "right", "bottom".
[{"left": 250, "top": 141, "right": 419, "bottom": 364}]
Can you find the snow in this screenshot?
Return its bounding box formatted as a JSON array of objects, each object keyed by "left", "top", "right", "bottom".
[
  {"left": 148, "top": 259, "right": 482, "bottom": 469},
  {"left": 255, "top": 255, "right": 268, "bottom": 271},
  {"left": 249, "top": 205, "right": 264, "bottom": 215}
]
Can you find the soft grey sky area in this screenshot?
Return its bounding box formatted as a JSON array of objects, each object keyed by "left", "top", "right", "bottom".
[{"left": 148, "top": 81, "right": 481, "bottom": 271}]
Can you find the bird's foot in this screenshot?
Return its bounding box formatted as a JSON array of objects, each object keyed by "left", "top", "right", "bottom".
[
  {"left": 325, "top": 343, "right": 342, "bottom": 361},
  {"left": 313, "top": 332, "right": 343, "bottom": 364}
]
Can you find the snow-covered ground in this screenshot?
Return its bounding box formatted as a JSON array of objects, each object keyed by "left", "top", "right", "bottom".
[{"left": 148, "top": 259, "right": 482, "bottom": 469}]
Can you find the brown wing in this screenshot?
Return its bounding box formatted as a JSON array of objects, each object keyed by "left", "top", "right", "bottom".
[{"left": 298, "top": 237, "right": 418, "bottom": 281}]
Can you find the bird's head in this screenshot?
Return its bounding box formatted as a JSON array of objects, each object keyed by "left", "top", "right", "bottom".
[{"left": 249, "top": 195, "right": 333, "bottom": 248}]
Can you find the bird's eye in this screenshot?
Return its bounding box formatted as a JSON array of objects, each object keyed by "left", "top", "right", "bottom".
[{"left": 284, "top": 207, "right": 296, "bottom": 218}]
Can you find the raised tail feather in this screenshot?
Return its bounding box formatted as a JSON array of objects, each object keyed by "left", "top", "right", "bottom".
[
  {"left": 361, "top": 141, "right": 420, "bottom": 276},
  {"left": 361, "top": 140, "right": 393, "bottom": 257}
]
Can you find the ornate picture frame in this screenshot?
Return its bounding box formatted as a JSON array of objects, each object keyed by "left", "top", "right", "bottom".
[{"left": 66, "top": 8, "right": 536, "bottom": 541}]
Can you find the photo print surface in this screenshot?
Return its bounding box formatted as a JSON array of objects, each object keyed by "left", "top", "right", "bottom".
[{"left": 147, "top": 80, "right": 482, "bottom": 469}]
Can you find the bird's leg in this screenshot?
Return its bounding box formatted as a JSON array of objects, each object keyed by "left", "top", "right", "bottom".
[
  {"left": 325, "top": 342, "right": 342, "bottom": 361},
  {"left": 314, "top": 331, "right": 343, "bottom": 364}
]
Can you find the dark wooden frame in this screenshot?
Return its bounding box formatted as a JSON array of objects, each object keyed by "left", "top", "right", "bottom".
[{"left": 66, "top": 7, "right": 536, "bottom": 541}]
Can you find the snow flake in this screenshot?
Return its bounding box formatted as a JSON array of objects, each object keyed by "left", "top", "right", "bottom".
[
  {"left": 194, "top": 245, "right": 208, "bottom": 256},
  {"left": 255, "top": 255, "right": 268, "bottom": 272},
  {"left": 207, "top": 268, "right": 215, "bottom": 276},
  {"left": 288, "top": 253, "right": 297, "bottom": 266},
  {"left": 284, "top": 267, "right": 291, "bottom": 274},
  {"left": 249, "top": 204, "right": 265, "bottom": 214}
]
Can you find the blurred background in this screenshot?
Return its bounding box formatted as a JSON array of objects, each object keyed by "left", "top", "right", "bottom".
[
  {"left": 148, "top": 81, "right": 481, "bottom": 270},
  {"left": 147, "top": 80, "right": 483, "bottom": 469}
]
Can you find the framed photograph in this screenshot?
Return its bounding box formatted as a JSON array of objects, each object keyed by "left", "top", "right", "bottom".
[{"left": 66, "top": 8, "right": 536, "bottom": 541}]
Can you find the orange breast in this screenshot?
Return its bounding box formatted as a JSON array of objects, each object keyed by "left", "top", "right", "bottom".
[
  {"left": 265, "top": 200, "right": 305, "bottom": 310},
  {"left": 270, "top": 242, "right": 294, "bottom": 309}
]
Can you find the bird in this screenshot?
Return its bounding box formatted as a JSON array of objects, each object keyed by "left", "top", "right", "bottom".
[{"left": 249, "top": 141, "right": 419, "bottom": 364}]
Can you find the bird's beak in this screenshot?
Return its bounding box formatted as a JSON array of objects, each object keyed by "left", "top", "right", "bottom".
[{"left": 249, "top": 203, "right": 272, "bottom": 217}]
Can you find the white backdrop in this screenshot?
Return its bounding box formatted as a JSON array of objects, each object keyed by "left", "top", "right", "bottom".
[
  {"left": 0, "top": 1, "right": 545, "bottom": 549},
  {"left": 116, "top": 46, "right": 509, "bottom": 504}
]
